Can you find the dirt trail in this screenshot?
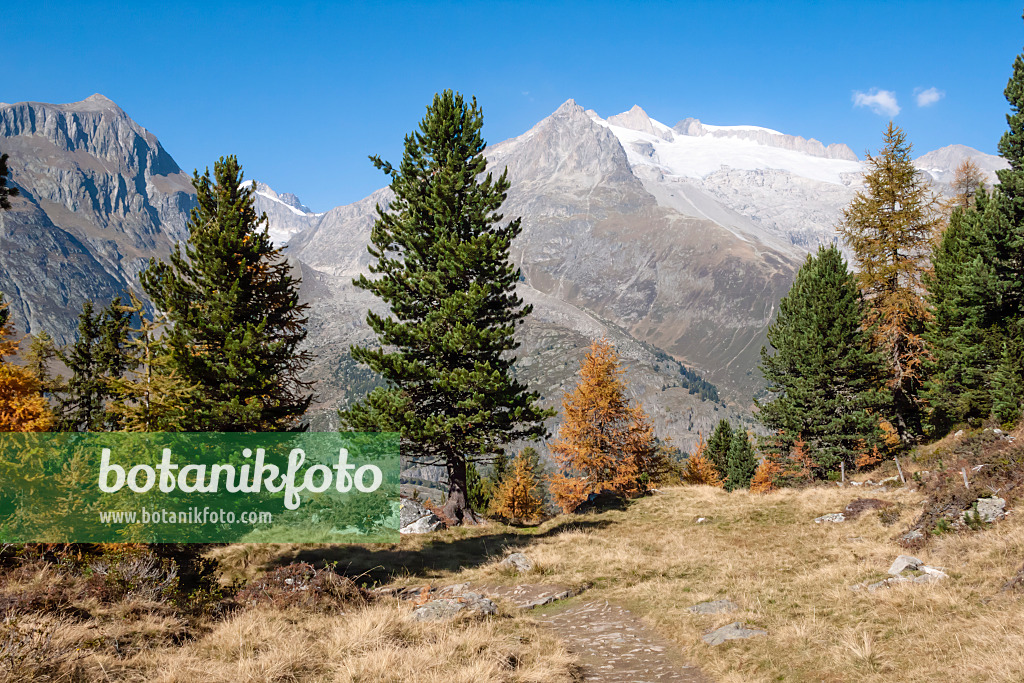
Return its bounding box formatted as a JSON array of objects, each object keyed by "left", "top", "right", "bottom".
[{"left": 535, "top": 599, "right": 711, "bottom": 682}]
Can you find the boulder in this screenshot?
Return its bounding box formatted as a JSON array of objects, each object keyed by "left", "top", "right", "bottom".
[
  {"left": 411, "top": 593, "right": 497, "bottom": 621},
  {"left": 399, "top": 498, "right": 447, "bottom": 534},
  {"left": 689, "top": 599, "right": 739, "bottom": 615},
  {"left": 499, "top": 552, "right": 534, "bottom": 573},
  {"left": 888, "top": 555, "right": 923, "bottom": 575},
  {"left": 401, "top": 514, "right": 445, "bottom": 534},
  {"left": 814, "top": 513, "right": 845, "bottom": 523},
  {"left": 971, "top": 497, "right": 1006, "bottom": 523},
  {"left": 702, "top": 621, "right": 767, "bottom": 645}
]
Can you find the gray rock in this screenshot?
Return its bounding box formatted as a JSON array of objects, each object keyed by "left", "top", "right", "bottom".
[
  {"left": 689, "top": 599, "right": 739, "bottom": 615},
  {"left": 399, "top": 498, "right": 433, "bottom": 528},
  {"left": 702, "top": 621, "right": 767, "bottom": 646},
  {"left": 900, "top": 529, "right": 924, "bottom": 543},
  {"left": 499, "top": 552, "right": 534, "bottom": 573},
  {"left": 888, "top": 555, "right": 923, "bottom": 575},
  {"left": 971, "top": 497, "right": 1006, "bottom": 523},
  {"left": 814, "top": 513, "right": 845, "bottom": 523},
  {"left": 400, "top": 514, "right": 445, "bottom": 535},
  {"left": 411, "top": 593, "right": 497, "bottom": 622},
  {"left": 866, "top": 576, "right": 911, "bottom": 592}
]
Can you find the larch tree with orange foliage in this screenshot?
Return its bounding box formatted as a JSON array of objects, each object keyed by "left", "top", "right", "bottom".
[
  {"left": 489, "top": 450, "right": 545, "bottom": 523},
  {"left": 548, "top": 339, "right": 664, "bottom": 513},
  {"left": 680, "top": 434, "right": 724, "bottom": 487},
  {"left": 839, "top": 123, "right": 942, "bottom": 439},
  {"left": 0, "top": 294, "right": 53, "bottom": 432}
]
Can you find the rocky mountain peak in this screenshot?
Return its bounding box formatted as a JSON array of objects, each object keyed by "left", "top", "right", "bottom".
[{"left": 607, "top": 105, "right": 673, "bottom": 141}]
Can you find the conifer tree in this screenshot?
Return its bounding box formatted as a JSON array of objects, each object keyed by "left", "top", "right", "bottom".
[
  {"left": 749, "top": 458, "right": 780, "bottom": 494},
  {"left": 680, "top": 434, "right": 724, "bottom": 487},
  {"left": 0, "top": 294, "right": 53, "bottom": 432},
  {"left": 757, "top": 245, "right": 889, "bottom": 476},
  {"left": 0, "top": 152, "right": 19, "bottom": 211},
  {"left": 548, "top": 339, "right": 662, "bottom": 513},
  {"left": 339, "top": 91, "right": 551, "bottom": 523},
  {"left": 725, "top": 430, "right": 758, "bottom": 491},
  {"left": 707, "top": 419, "right": 733, "bottom": 474},
  {"left": 56, "top": 298, "right": 134, "bottom": 432},
  {"left": 490, "top": 449, "right": 545, "bottom": 524},
  {"left": 141, "top": 156, "right": 312, "bottom": 432},
  {"left": 839, "top": 123, "right": 941, "bottom": 439},
  {"left": 949, "top": 159, "right": 986, "bottom": 210},
  {"left": 107, "top": 297, "right": 197, "bottom": 432}
]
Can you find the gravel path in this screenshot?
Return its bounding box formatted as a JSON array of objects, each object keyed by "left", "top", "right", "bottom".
[{"left": 535, "top": 599, "right": 711, "bottom": 682}]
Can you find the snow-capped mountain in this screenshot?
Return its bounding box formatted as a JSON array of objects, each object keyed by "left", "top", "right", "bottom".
[{"left": 241, "top": 180, "right": 321, "bottom": 246}]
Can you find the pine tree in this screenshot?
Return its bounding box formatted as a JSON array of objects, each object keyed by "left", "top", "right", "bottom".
[
  {"left": 949, "top": 159, "right": 986, "bottom": 210},
  {"left": 0, "top": 151, "right": 19, "bottom": 211},
  {"left": 55, "top": 298, "right": 134, "bottom": 432},
  {"left": 991, "top": 340, "right": 1024, "bottom": 427},
  {"left": 922, "top": 197, "right": 996, "bottom": 431},
  {"left": 548, "top": 339, "right": 663, "bottom": 513},
  {"left": 141, "top": 156, "right": 312, "bottom": 432},
  {"left": 725, "top": 430, "right": 758, "bottom": 491},
  {"left": 339, "top": 91, "right": 551, "bottom": 523},
  {"left": 706, "top": 419, "right": 733, "bottom": 474},
  {"left": 757, "top": 245, "right": 889, "bottom": 476},
  {"left": 490, "top": 450, "right": 545, "bottom": 524},
  {"left": 0, "top": 294, "right": 53, "bottom": 432},
  {"left": 839, "top": 123, "right": 941, "bottom": 439}
]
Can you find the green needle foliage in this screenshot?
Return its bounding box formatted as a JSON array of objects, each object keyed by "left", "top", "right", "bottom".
[
  {"left": 141, "top": 156, "right": 312, "bottom": 432},
  {"left": 757, "top": 245, "right": 890, "bottom": 477},
  {"left": 725, "top": 429, "right": 758, "bottom": 491},
  {"left": 707, "top": 419, "right": 733, "bottom": 474},
  {"left": 339, "top": 91, "right": 552, "bottom": 523}
]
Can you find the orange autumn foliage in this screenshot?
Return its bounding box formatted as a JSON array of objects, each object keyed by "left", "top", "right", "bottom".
[
  {"left": 680, "top": 434, "right": 724, "bottom": 487},
  {"left": 549, "top": 339, "right": 663, "bottom": 513},
  {"left": 0, "top": 300, "right": 53, "bottom": 432},
  {"left": 489, "top": 451, "right": 545, "bottom": 523},
  {"left": 749, "top": 458, "right": 782, "bottom": 494}
]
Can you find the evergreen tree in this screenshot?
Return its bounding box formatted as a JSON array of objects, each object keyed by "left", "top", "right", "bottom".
[
  {"left": 757, "top": 245, "right": 889, "bottom": 476},
  {"left": 141, "top": 156, "right": 312, "bottom": 432},
  {"left": 706, "top": 419, "right": 733, "bottom": 474},
  {"left": 107, "top": 297, "right": 197, "bottom": 432},
  {"left": 548, "top": 339, "right": 663, "bottom": 513},
  {"left": 725, "top": 430, "right": 758, "bottom": 491},
  {"left": 0, "top": 152, "right": 19, "bottom": 211},
  {"left": 339, "top": 91, "right": 551, "bottom": 523},
  {"left": 838, "top": 123, "right": 940, "bottom": 439},
  {"left": 56, "top": 298, "right": 134, "bottom": 432},
  {"left": 922, "top": 196, "right": 997, "bottom": 431},
  {"left": 991, "top": 340, "right": 1024, "bottom": 427}
]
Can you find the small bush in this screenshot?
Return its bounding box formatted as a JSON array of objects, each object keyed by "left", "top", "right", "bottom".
[{"left": 236, "top": 563, "right": 370, "bottom": 613}]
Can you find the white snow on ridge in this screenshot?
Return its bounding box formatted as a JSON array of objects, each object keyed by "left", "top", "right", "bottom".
[
  {"left": 254, "top": 190, "right": 311, "bottom": 216},
  {"left": 700, "top": 123, "right": 785, "bottom": 135},
  {"left": 595, "top": 116, "right": 862, "bottom": 186}
]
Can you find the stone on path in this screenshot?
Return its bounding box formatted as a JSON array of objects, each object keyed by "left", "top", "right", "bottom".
[
  {"left": 688, "top": 599, "right": 739, "bottom": 615},
  {"left": 702, "top": 621, "right": 768, "bottom": 646},
  {"left": 537, "top": 600, "right": 710, "bottom": 682}
]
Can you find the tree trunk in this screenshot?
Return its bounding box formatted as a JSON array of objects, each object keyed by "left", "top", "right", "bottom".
[{"left": 442, "top": 454, "right": 481, "bottom": 525}]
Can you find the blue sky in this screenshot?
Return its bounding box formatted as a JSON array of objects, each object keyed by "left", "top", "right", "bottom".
[{"left": 5, "top": 1, "right": 1023, "bottom": 211}]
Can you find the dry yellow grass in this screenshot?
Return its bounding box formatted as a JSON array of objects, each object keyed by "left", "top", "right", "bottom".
[{"left": 437, "top": 484, "right": 1024, "bottom": 682}]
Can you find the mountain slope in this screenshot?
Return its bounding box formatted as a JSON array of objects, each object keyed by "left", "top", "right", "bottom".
[{"left": 0, "top": 94, "right": 194, "bottom": 340}]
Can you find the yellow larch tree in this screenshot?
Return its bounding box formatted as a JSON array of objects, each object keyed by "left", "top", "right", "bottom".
[{"left": 548, "top": 339, "right": 663, "bottom": 513}]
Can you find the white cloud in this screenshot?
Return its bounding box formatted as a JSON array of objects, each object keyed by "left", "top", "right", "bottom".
[
  {"left": 852, "top": 88, "right": 901, "bottom": 117},
  {"left": 915, "top": 87, "right": 945, "bottom": 107}
]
